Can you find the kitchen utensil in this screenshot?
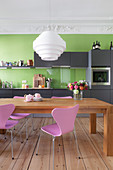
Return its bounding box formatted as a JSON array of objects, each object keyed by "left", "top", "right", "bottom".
[
  {"left": 27, "top": 60, "right": 33, "bottom": 66},
  {"left": 46, "top": 78, "right": 52, "bottom": 88},
  {"left": 25, "top": 84, "right": 29, "bottom": 89},
  {"left": 0, "top": 61, "right": 4, "bottom": 66},
  {"left": 19, "top": 60, "right": 24, "bottom": 66}
]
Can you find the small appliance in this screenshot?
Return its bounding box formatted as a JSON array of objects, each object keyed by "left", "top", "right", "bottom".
[
  {"left": 91, "top": 67, "right": 111, "bottom": 85},
  {"left": 46, "top": 78, "right": 52, "bottom": 88}
]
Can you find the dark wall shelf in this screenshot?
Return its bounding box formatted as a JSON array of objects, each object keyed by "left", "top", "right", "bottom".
[{"left": 0, "top": 66, "right": 35, "bottom": 69}]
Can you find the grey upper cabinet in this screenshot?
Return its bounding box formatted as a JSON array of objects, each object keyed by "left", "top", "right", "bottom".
[
  {"left": 70, "top": 52, "right": 88, "bottom": 67},
  {"left": 91, "top": 50, "right": 110, "bottom": 67},
  {"left": 52, "top": 52, "right": 70, "bottom": 67},
  {"left": 34, "top": 52, "right": 70, "bottom": 68},
  {"left": 34, "top": 52, "right": 53, "bottom": 68}
]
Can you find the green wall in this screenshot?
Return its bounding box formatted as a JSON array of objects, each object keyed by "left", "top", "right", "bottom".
[{"left": 0, "top": 34, "right": 113, "bottom": 88}]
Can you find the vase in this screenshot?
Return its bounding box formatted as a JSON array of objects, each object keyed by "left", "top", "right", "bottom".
[{"left": 73, "top": 91, "right": 83, "bottom": 100}]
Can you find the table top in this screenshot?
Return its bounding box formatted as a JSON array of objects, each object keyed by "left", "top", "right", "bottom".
[{"left": 0, "top": 98, "right": 111, "bottom": 109}]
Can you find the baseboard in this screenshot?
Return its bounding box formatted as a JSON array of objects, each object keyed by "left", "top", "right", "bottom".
[{"left": 32, "top": 113, "right": 103, "bottom": 118}]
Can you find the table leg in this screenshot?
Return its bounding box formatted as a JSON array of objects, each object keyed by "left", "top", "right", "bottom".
[
  {"left": 89, "top": 113, "right": 96, "bottom": 134},
  {"left": 0, "top": 129, "right": 6, "bottom": 134},
  {"left": 103, "top": 106, "right": 113, "bottom": 156}
]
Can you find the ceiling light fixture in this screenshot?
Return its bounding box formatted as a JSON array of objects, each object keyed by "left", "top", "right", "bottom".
[
  {"left": 33, "top": 0, "right": 66, "bottom": 61},
  {"left": 33, "top": 31, "right": 66, "bottom": 61}
]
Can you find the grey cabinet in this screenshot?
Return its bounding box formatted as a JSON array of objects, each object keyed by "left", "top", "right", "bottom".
[
  {"left": 0, "top": 89, "right": 13, "bottom": 98},
  {"left": 34, "top": 52, "right": 53, "bottom": 68},
  {"left": 90, "top": 89, "right": 110, "bottom": 103},
  {"left": 110, "top": 90, "right": 113, "bottom": 104},
  {"left": 110, "top": 51, "right": 113, "bottom": 89},
  {"left": 91, "top": 50, "right": 110, "bottom": 67},
  {"left": 52, "top": 52, "right": 70, "bottom": 67},
  {"left": 70, "top": 52, "right": 88, "bottom": 67},
  {"left": 34, "top": 52, "right": 70, "bottom": 68},
  {"left": 34, "top": 52, "right": 88, "bottom": 68},
  {"left": 83, "top": 90, "right": 90, "bottom": 98},
  {"left": 52, "top": 89, "right": 73, "bottom": 97},
  {"left": 12, "top": 89, "right": 52, "bottom": 98}
]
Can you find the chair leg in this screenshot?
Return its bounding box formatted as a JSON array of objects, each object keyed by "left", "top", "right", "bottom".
[
  {"left": 53, "top": 136, "right": 55, "bottom": 170},
  {"left": 19, "top": 128, "right": 23, "bottom": 143},
  {"left": 74, "top": 125, "right": 81, "bottom": 159},
  {"left": 10, "top": 130, "right": 14, "bottom": 160},
  {"left": 26, "top": 119, "right": 28, "bottom": 140},
  {"left": 36, "top": 130, "right": 42, "bottom": 155},
  {"left": 31, "top": 114, "right": 35, "bottom": 131},
  {"left": 4, "top": 130, "right": 8, "bottom": 139}
]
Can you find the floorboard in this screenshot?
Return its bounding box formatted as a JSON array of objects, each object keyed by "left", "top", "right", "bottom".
[{"left": 0, "top": 117, "right": 113, "bottom": 170}]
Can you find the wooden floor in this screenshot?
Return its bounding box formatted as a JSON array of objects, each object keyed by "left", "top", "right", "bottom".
[{"left": 0, "top": 117, "right": 113, "bottom": 170}]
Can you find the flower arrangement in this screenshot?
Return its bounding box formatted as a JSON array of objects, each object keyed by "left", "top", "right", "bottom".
[{"left": 67, "top": 80, "right": 88, "bottom": 94}]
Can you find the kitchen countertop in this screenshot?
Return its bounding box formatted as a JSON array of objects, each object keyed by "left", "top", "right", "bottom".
[{"left": 0, "top": 88, "right": 69, "bottom": 90}]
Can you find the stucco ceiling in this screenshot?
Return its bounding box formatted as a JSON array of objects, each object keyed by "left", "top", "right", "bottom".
[{"left": 0, "top": 0, "right": 113, "bottom": 34}]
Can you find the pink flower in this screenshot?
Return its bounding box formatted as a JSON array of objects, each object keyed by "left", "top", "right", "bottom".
[
  {"left": 80, "top": 83, "right": 83, "bottom": 86},
  {"left": 74, "top": 85, "right": 78, "bottom": 90},
  {"left": 70, "top": 85, "right": 74, "bottom": 90},
  {"left": 85, "top": 86, "right": 88, "bottom": 90},
  {"left": 74, "top": 81, "right": 77, "bottom": 84}
]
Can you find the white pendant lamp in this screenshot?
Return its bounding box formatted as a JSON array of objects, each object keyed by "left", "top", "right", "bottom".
[{"left": 33, "top": 31, "right": 66, "bottom": 61}]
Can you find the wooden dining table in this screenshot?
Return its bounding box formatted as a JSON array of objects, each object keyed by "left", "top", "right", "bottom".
[{"left": 0, "top": 97, "right": 113, "bottom": 156}]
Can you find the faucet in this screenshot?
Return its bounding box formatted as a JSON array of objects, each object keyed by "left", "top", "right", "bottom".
[{"left": 5, "top": 81, "right": 13, "bottom": 88}]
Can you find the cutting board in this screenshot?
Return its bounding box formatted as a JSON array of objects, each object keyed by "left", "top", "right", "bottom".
[{"left": 33, "top": 74, "right": 45, "bottom": 88}]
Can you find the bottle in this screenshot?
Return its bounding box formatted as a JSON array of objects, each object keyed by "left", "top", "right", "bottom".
[
  {"left": 95, "top": 41, "right": 99, "bottom": 49},
  {"left": 2, "top": 81, "right": 5, "bottom": 88},
  {"left": 110, "top": 41, "right": 113, "bottom": 50},
  {"left": 98, "top": 42, "right": 101, "bottom": 49},
  {"left": 92, "top": 42, "right": 96, "bottom": 49}
]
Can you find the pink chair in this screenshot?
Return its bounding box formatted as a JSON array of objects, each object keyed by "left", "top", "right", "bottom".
[
  {"left": 51, "top": 96, "right": 72, "bottom": 99},
  {"left": 0, "top": 104, "right": 19, "bottom": 159},
  {"left": 36, "top": 104, "right": 80, "bottom": 170},
  {"left": 10, "top": 96, "right": 34, "bottom": 141}
]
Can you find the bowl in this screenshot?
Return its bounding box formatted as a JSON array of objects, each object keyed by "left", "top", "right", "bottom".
[{"left": 33, "top": 97, "right": 43, "bottom": 102}]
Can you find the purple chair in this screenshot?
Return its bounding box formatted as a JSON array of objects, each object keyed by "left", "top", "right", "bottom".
[
  {"left": 36, "top": 104, "right": 80, "bottom": 170},
  {"left": 51, "top": 96, "right": 72, "bottom": 99},
  {"left": 10, "top": 96, "right": 34, "bottom": 140},
  {"left": 0, "top": 104, "right": 19, "bottom": 159}
]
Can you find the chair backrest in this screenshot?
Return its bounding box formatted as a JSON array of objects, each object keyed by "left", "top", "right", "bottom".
[
  {"left": 52, "top": 104, "right": 79, "bottom": 135},
  {"left": 51, "top": 96, "right": 72, "bottom": 99},
  {"left": 0, "top": 104, "right": 15, "bottom": 129},
  {"left": 13, "top": 96, "right": 24, "bottom": 99}
]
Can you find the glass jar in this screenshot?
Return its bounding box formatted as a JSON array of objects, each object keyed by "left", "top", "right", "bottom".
[{"left": 73, "top": 90, "right": 83, "bottom": 100}]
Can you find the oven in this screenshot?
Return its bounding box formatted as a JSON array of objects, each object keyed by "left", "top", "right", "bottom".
[{"left": 91, "top": 67, "right": 111, "bottom": 85}]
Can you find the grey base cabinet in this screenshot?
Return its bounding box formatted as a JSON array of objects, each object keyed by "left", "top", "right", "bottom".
[
  {"left": 90, "top": 89, "right": 110, "bottom": 103},
  {"left": 12, "top": 89, "right": 52, "bottom": 98},
  {"left": 0, "top": 89, "right": 112, "bottom": 105},
  {"left": 52, "top": 89, "right": 73, "bottom": 97},
  {"left": 83, "top": 90, "right": 90, "bottom": 98},
  {"left": 110, "top": 90, "right": 113, "bottom": 104},
  {"left": 0, "top": 89, "right": 12, "bottom": 98}
]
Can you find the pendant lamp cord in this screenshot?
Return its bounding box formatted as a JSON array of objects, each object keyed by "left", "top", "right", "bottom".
[{"left": 49, "top": 0, "right": 51, "bottom": 30}]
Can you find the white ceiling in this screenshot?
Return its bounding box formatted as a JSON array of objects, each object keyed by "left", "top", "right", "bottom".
[{"left": 0, "top": 0, "right": 113, "bottom": 34}]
